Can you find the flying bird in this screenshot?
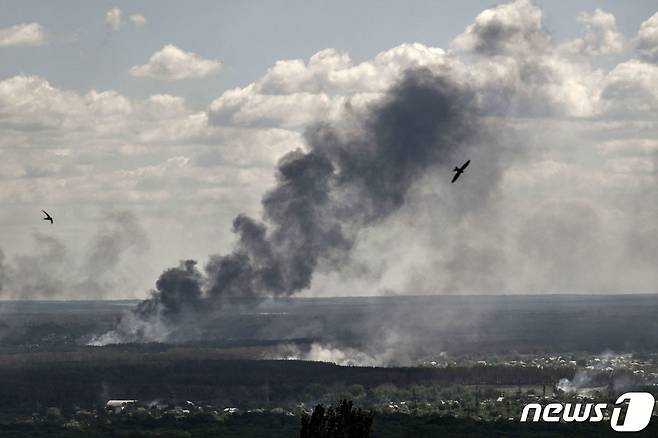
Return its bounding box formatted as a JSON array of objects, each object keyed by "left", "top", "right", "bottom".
[
  {"left": 41, "top": 210, "right": 53, "bottom": 224},
  {"left": 451, "top": 160, "right": 471, "bottom": 183}
]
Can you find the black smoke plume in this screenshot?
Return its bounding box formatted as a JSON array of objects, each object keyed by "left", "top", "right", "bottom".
[{"left": 93, "top": 68, "right": 485, "bottom": 344}]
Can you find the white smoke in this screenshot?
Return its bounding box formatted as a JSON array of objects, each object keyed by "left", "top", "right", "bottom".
[
  {"left": 88, "top": 310, "right": 173, "bottom": 345},
  {"left": 0, "top": 211, "right": 149, "bottom": 300},
  {"left": 276, "top": 343, "right": 389, "bottom": 367},
  {"left": 557, "top": 370, "right": 594, "bottom": 394}
]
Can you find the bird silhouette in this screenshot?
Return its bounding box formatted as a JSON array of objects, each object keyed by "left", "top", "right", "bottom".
[
  {"left": 41, "top": 210, "right": 53, "bottom": 224},
  {"left": 451, "top": 160, "right": 471, "bottom": 183}
]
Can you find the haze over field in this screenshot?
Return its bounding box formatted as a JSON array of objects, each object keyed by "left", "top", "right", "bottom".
[{"left": 1, "top": 0, "right": 658, "bottom": 316}]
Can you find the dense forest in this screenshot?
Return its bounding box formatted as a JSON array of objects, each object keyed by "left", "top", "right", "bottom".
[{"left": 0, "top": 352, "right": 579, "bottom": 414}]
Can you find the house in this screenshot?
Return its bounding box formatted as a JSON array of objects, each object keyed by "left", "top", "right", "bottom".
[{"left": 106, "top": 400, "right": 138, "bottom": 414}]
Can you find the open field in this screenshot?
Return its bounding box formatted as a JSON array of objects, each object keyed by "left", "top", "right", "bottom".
[{"left": 1, "top": 294, "right": 658, "bottom": 354}]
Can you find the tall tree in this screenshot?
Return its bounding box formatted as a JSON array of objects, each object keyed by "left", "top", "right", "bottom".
[{"left": 300, "top": 399, "right": 374, "bottom": 438}]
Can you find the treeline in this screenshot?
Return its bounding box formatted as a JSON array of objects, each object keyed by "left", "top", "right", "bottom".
[
  {"left": 1, "top": 412, "right": 657, "bottom": 438},
  {"left": 0, "top": 355, "right": 582, "bottom": 414}
]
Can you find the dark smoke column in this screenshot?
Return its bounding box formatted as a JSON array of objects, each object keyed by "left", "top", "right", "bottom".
[{"left": 91, "top": 68, "right": 479, "bottom": 345}]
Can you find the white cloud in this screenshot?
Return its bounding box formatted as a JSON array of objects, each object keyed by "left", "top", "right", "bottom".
[
  {"left": 209, "top": 43, "right": 457, "bottom": 129},
  {"left": 0, "top": 75, "right": 82, "bottom": 128},
  {"left": 451, "top": 0, "right": 548, "bottom": 56},
  {"left": 561, "top": 9, "right": 626, "bottom": 56},
  {"left": 209, "top": 85, "right": 337, "bottom": 129},
  {"left": 4, "top": 0, "right": 658, "bottom": 297},
  {"left": 635, "top": 12, "right": 658, "bottom": 62},
  {"left": 596, "top": 138, "right": 658, "bottom": 156},
  {"left": 0, "top": 74, "right": 201, "bottom": 153},
  {"left": 106, "top": 8, "right": 147, "bottom": 30},
  {"left": 255, "top": 44, "right": 452, "bottom": 95},
  {"left": 129, "top": 14, "right": 147, "bottom": 26},
  {"left": 106, "top": 7, "right": 122, "bottom": 31},
  {"left": 601, "top": 59, "right": 658, "bottom": 115},
  {"left": 0, "top": 73, "right": 286, "bottom": 207},
  {"left": 129, "top": 45, "right": 222, "bottom": 80},
  {"left": 0, "top": 23, "right": 47, "bottom": 47},
  {"left": 449, "top": 0, "right": 606, "bottom": 117}
]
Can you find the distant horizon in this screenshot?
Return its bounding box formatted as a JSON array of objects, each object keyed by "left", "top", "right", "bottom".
[{"left": 3, "top": 292, "right": 658, "bottom": 304}]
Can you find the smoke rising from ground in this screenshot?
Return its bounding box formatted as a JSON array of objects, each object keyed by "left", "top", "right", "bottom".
[
  {"left": 92, "top": 68, "right": 507, "bottom": 344},
  {"left": 0, "top": 211, "right": 148, "bottom": 299},
  {"left": 276, "top": 343, "right": 386, "bottom": 367},
  {"left": 90, "top": 0, "right": 658, "bottom": 347}
]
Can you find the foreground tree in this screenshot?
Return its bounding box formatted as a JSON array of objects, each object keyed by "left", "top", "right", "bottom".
[{"left": 300, "top": 399, "right": 374, "bottom": 438}]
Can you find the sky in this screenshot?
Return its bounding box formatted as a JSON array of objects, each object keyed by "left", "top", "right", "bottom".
[{"left": 1, "top": 0, "right": 658, "bottom": 299}]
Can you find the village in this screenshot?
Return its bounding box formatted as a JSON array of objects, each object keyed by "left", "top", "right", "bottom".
[{"left": 4, "top": 351, "right": 654, "bottom": 433}]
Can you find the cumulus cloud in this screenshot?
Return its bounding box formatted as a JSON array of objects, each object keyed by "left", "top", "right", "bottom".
[
  {"left": 254, "top": 45, "right": 452, "bottom": 95},
  {"left": 129, "top": 45, "right": 222, "bottom": 80},
  {"left": 0, "top": 74, "right": 213, "bottom": 203},
  {"left": 0, "top": 75, "right": 197, "bottom": 133},
  {"left": 209, "top": 44, "right": 457, "bottom": 129},
  {"left": 451, "top": 0, "right": 606, "bottom": 117},
  {"left": 211, "top": 0, "right": 612, "bottom": 126},
  {"left": 635, "top": 12, "right": 658, "bottom": 62},
  {"left": 0, "top": 23, "right": 48, "bottom": 47},
  {"left": 562, "top": 9, "right": 626, "bottom": 56},
  {"left": 451, "top": 0, "right": 548, "bottom": 56},
  {"left": 3, "top": 0, "right": 658, "bottom": 302},
  {"left": 601, "top": 60, "right": 658, "bottom": 115},
  {"left": 105, "top": 7, "right": 122, "bottom": 31}
]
